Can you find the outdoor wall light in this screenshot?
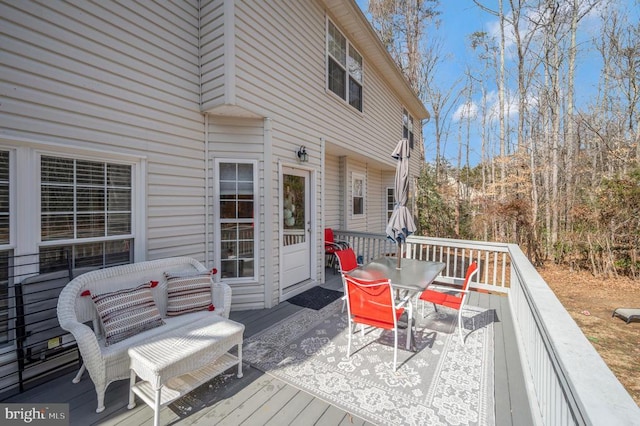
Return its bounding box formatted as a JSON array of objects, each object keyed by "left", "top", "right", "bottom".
[{"left": 296, "top": 146, "right": 309, "bottom": 162}]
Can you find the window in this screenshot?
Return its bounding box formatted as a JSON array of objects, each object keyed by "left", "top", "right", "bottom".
[
  {"left": 217, "top": 160, "right": 257, "bottom": 281},
  {"left": 0, "top": 151, "right": 9, "bottom": 345},
  {"left": 0, "top": 145, "right": 141, "bottom": 351},
  {"left": 0, "top": 151, "right": 8, "bottom": 246},
  {"left": 0, "top": 251, "right": 8, "bottom": 346},
  {"left": 39, "top": 156, "right": 133, "bottom": 271},
  {"left": 327, "top": 19, "right": 363, "bottom": 111},
  {"left": 403, "top": 109, "right": 414, "bottom": 149},
  {"left": 352, "top": 174, "right": 364, "bottom": 216},
  {"left": 387, "top": 187, "right": 395, "bottom": 220}
]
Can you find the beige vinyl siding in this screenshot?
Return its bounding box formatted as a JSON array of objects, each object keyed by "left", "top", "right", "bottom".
[
  {"left": 233, "top": 1, "right": 420, "bottom": 266},
  {"left": 344, "top": 161, "right": 387, "bottom": 234},
  {"left": 367, "top": 168, "right": 384, "bottom": 233},
  {"left": 324, "top": 152, "right": 342, "bottom": 230},
  {"left": 0, "top": 0, "right": 206, "bottom": 261},
  {"left": 207, "top": 117, "right": 266, "bottom": 311},
  {"left": 200, "top": 0, "right": 227, "bottom": 110},
  {"left": 233, "top": 1, "right": 410, "bottom": 162}
]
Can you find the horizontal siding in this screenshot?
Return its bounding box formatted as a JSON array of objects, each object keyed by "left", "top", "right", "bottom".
[
  {"left": 324, "top": 152, "right": 342, "bottom": 229},
  {"left": 234, "top": 0, "right": 413, "bottom": 168},
  {"left": 367, "top": 168, "right": 384, "bottom": 233},
  {"left": 0, "top": 0, "right": 207, "bottom": 261},
  {"left": 324, "top": 156, "right": 393, "bottom": 251},
  {"left": 207, "top": 117, "right": 266, "bottom": 310},
  {"left": 233, "top": 0, "right": 419, "bottom": 241},
  {"left": 200, "top": 0, "right": 226, "bottom": 109}
]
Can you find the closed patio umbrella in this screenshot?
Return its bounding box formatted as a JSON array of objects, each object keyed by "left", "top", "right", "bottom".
[{"left": 386, "top": 138, "right": 416, "bottom": 269}]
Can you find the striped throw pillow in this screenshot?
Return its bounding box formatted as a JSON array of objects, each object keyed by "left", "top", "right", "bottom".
[
  {"left": 164, "top": 272, "right": 215, "bottom": 316},
  {"left": 90, "top": 282, "right": 165, "bottom": 346}
]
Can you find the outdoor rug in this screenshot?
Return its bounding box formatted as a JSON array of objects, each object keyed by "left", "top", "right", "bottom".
[
  {"left": 244, "top": 300, "right": 495, "bottom": 426},
  {"left": 286, "top": 285, "right": 344, "bottom": 310}
]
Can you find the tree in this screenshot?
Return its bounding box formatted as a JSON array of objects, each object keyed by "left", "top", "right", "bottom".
[
  {"left": 368, "top": 0, "right": 440, "bottom": 164},
  {"left": 422, "top": 36, "right": 462, "bottom": 182}
]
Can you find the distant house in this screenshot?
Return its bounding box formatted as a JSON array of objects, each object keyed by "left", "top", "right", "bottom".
[{"left": 0, "top": 0, "right": 428, "bottom": 312}]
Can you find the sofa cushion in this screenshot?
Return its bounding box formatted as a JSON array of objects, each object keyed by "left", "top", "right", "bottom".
[
  {"left": 89, "top": 281, "right": 165, "bottom": 346},
  {"left": 164, "top": 272, "right": 214, "bottom": 316}
]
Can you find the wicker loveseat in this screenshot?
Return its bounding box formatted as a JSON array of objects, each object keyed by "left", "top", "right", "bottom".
[{"left": 56, "top": 257, "right": 233, "bottom": 413}]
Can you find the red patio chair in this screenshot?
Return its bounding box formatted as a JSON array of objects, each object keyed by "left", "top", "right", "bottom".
[
  {"left": 334, "top": 248, "right": 360, "bottom": 312},
  {"left": 325, "top": 228, "right": 349, "bottom": 272},
  {"left": 342, "top": 273, "right": 413, "bottom": 371},
  {"left": 418, "top": 260, "right": 479, "bottom": 343},
  {"left": 334, "top": 248, "right": 358, "bottom": 273}
]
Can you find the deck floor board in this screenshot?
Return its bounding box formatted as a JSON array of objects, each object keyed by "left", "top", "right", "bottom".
[{"left": 5, "top": 272, "right": 532, "bottom": 425}]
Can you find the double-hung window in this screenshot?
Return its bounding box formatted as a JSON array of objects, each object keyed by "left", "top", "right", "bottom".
[
  {"left": 0, "top": 151, "right": 10, "bottom": 346},
  {"left": 0, "top": 146, "right": 141, "bottom": 351},
  {"left": 403, "top": 108, "right": 414, "bottom": 149},
  {"left": 39, "top": 156, "right": 134, "bottom": 271},
  {"left": 216, "top": 160, "right": 257, "bottom": 281},
  {"left": 352, "top": 173, "right": 364, "bottom": 216},
  {"left": 327, "top": 19, "right": 363, "bottom": 111},
  {"left": 387, "top": 187, "right": 395, "bottom": 220}
]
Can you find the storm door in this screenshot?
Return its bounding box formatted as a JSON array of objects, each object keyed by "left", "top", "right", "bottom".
[{"left": 281, "top": 167, "right": 311, "bottom": 292}]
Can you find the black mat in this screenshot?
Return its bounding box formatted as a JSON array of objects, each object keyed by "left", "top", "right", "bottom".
[{"left": 286, "top": 286, "right": 343, "bottom": 310}]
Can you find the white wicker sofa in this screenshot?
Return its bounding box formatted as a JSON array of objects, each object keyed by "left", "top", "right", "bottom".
[{"left": 56, "top": 257, "right": 233, "bottom": 413}]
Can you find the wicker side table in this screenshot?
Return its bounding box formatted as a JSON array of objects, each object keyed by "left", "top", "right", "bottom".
[{"left": 127, "top": 316, "right": 244, "bottom": 426}]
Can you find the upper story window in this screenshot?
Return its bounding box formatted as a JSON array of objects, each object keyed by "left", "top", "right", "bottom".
[
  {"left": 327, "top": 19, "right": 363, "bottom": 112},
  {"left": 403, "top": 109, "right": 414, "bottom": 149}
]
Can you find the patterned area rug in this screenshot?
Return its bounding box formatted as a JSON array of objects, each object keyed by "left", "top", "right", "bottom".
[{"left": 244, "top": 300, "right": 495, "bottom": 426}]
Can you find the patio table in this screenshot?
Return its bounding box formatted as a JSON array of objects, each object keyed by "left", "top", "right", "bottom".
[{"left": 348, "top": 256, "right": 446, "bottom": 349}]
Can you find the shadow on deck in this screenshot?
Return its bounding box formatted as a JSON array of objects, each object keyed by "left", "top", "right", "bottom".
[{"left": 4, "top": 272, "right": 533, "bottom": 425}]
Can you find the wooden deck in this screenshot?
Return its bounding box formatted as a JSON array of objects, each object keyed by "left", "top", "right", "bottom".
[{"left": 6, "top": 273, "right": 534, "bottom": 425}]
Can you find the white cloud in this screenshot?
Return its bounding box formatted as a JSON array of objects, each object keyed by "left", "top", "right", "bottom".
[
  {"left": 487, "top": 18, "right": 516, "bottom": 53},
  {"left": 483, "top": 90, "right": 519, "bottom": 120},
  {"left": 453, "top": 101, "right": 479, "bottom": 121}
]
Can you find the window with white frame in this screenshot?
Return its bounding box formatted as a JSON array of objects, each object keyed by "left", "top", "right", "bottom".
[
  {"left": 0, "top": 146, "right": 141, "bottom": 350},
  {"left": 327, "top": 19, "right": 363, "bottom": 111},
  {"left": 352, "top": 173, "right": 364, "bottom": 216},
  {"left": 387, "top": 187, "right": 395, "bottom": 220},
  {"left": 403, "top": 108, "right": 414, "bottom": 149},
  {"left": 217, "top": 160, "right": 257, "bottom": 281},
  {"left": 0, "top": 151, "right": 9, "bottom": 346},
  {"left": 39, "top": 155, "right": 134, "bottom": 272}
]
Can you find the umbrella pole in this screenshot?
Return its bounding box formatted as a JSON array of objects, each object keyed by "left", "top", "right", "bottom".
[{"left": 396, "top": 242, "right": 402, "bottom": 269}]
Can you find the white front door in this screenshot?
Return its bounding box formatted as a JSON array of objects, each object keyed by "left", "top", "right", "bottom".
[{"left": 281, "top": 167, "right": 311, "bottom": 292}]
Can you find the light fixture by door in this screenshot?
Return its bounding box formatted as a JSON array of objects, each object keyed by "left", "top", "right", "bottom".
[{"left": 296, "top": 146, "right": 309, "bottom": 162}]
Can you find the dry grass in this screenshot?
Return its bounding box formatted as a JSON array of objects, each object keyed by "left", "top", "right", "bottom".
[{"left": 539, "top": 264, "right": 640, "bottom": 406}]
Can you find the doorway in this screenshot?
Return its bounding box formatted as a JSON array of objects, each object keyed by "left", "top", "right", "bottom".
[{"left": 281, "top": 167, "right": 311, "bottom": 295}]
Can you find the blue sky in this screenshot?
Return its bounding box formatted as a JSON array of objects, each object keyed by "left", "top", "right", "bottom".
[{"left": 357, "top": 0, "right": 639, "bottom": 166}]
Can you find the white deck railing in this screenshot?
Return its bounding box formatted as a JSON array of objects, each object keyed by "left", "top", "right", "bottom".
[{"left": 333, "top": 230, "right": 640, "bottom": 425}]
